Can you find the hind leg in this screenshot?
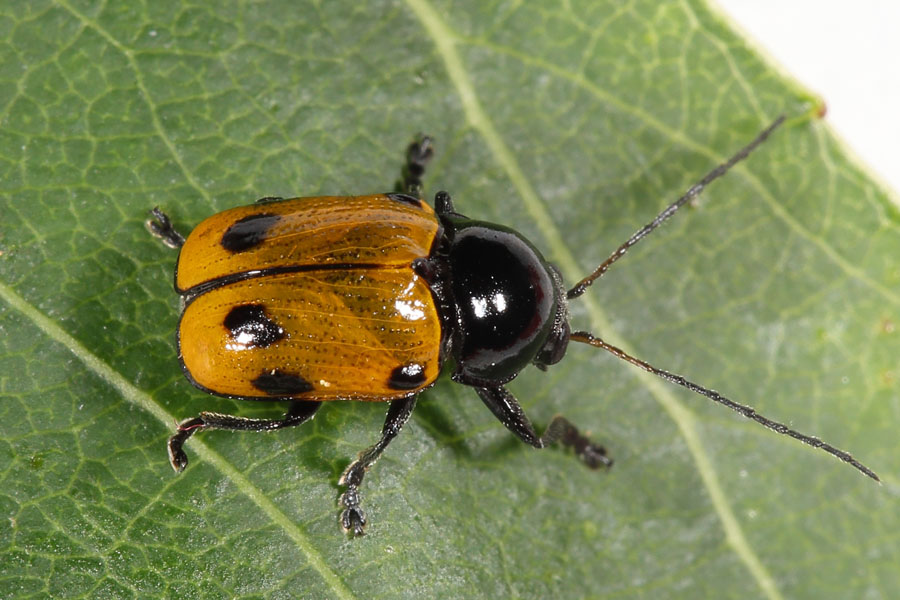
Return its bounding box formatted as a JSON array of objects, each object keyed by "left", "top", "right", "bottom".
[{"left": 168, "top": 400, "right": 321, "bottom": 472}]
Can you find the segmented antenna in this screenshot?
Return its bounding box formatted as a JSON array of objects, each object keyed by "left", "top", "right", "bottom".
[
  {"left": 566, "top": 117, "right": 878, "bottom": 480},
  {"left": 568, "top": 115, "right": 786, "bottom": 299},
  {"left": 569, "top": 331, "right": 879, "bottom": 481}
]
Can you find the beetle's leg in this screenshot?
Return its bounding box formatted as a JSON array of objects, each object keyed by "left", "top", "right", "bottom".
[
  {"left": 167, "top": 400, "right": 321, "bottom": 472},
  {"left": 147, "top": 207, "right": 186, "bottom": 249},
  {"left": 475, "top": 386, "right": 612, "bottom": 469},
  {"left": 339, "top": 395, "right": 418, "bottom": 536},
  {"left": 398, "top": 134, "right": 434, "bottom": 198},
  {"left": 433, "top": 190, "right": 455, "bottom": 215}
]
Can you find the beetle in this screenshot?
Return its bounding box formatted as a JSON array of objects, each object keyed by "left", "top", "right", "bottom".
[{"left": 148, "top": 116, "right": 878, "bottom": 536}]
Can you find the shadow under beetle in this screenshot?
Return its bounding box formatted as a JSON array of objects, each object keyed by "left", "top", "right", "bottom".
[{"left": 148, "top": 116, "right": 878, "bottom": 536}]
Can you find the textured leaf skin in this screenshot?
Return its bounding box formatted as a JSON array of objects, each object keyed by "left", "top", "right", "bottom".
[{"left": 1, "top": 1, "right": 898, "bottom": 599}]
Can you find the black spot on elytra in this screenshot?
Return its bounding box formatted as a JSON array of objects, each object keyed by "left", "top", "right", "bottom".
[
  {"left": 252, "top": 370, "right": 314, "bottom": 396},
  {"left": 388, "top": 362, "right": 427, "bottom": 390},
  {"left": 224, "top": 304, "right": 284, "bottom": 348},
  {"left": 385, "top": 192, "right": 423, "bottom": 208},
  {"left": 221, "top": 213, "right": 280, "bottom": 252}
]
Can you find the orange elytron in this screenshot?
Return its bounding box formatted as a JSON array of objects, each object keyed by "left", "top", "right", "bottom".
[{"left": 175, "top": 195, "right": 442, "bottom": 400}]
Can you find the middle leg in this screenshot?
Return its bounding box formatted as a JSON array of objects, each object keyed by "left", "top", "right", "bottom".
[{"left": 339, "top": 395, "right": 418, "bottom": 535}]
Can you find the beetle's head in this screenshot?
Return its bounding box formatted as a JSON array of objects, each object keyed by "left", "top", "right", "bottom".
[
  {"left": 532, "top": 263, "right": 570, "bottom": 371},
  {"left": 441, "top": 216, "right": 569, "bottom": 386}
]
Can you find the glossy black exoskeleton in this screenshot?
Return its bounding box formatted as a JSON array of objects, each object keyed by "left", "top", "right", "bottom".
[{"left": 441, "top": 213, "right": 568, "bottom": 385}]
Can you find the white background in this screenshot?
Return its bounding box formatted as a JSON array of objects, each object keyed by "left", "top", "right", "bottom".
[{"left": 716, "top": 0, "right": 900, "bottom": 195}]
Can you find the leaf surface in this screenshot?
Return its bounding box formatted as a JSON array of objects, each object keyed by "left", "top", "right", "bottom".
[{"left": 1, "top": 1, "right": 898, "bottom": 598}]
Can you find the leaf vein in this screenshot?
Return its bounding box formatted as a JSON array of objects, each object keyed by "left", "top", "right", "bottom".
[
  {"left": 0, "top": 281, "right": 358, "bottom": 600},
  {"left": 442, "top": 36, "right": 900, "bottom": 307},
  {"left": 57, "top": 0, "right": 213, "bottom": 207}
]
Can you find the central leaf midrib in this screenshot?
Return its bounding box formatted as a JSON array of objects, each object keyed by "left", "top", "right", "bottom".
[{"left": 401, "top": 1, "right": 785, "bottom": 599}]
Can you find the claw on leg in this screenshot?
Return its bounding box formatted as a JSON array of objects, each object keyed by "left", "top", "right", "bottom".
[
  {"left": 340, "top": 487, "right": 367, "bottom": 536},
  {"left": 399, "top": 134, "right": 434, "bottom": 198},
  {"left": 146, "top": 207, "right": 186, "bottom": 249},
  {"left": 336, "top": 396, "right": 417, "bottom": 536}
]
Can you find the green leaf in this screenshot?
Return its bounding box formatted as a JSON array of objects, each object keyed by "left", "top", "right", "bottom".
[{"left": 2, "top": 1, "right": 898, "bottom": 598}]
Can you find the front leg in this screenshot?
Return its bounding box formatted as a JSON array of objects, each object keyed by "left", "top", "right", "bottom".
[
  {"left": 475, "top": 386, "right": 612, "bottom": 469},
  {"left": 339, "top": 395, "right": 418, "bottom": 536}
]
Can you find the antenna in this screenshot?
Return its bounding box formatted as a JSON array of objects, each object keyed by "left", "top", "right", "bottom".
[
  {"left": 567, "top": 116, "right": 879, "bottom": 481},
  {"left": 568, "top": 115, "right": 786, "bottom": 299},
  {"left": 570, "top": 332, "right": 879, "bottom": 481}
]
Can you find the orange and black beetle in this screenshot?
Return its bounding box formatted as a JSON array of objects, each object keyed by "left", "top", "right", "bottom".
[{"left": 149, "top": 118, "right": 877, "bottom": 536}]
